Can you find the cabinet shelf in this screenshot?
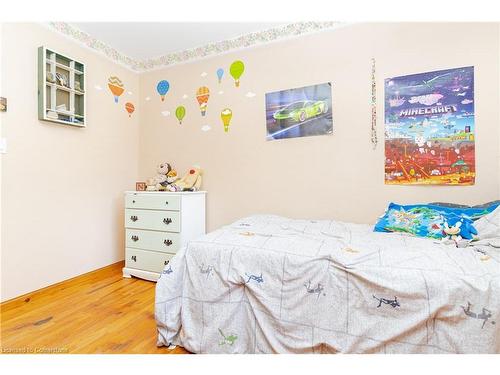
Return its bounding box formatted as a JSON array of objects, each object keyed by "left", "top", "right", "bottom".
[
  {"left": 46, "top": 82, "right": 85, "bottom": 95},
  {"left": 46, "top": 60, "right": 84, "bottom": 75},
  {"left": 38, "top": 46, "right": 86, "bottom": 127},
  {"left": 45, "top": 108, "right": 83, "bottom": 116}
]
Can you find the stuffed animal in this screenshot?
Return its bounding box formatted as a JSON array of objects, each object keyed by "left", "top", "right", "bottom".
[
  {"left": 457, "top": 218, "right": 478, "bottom": 240},
  {"left": 168, "top": 166, "right": 202, "bottom": 192},
  {"left": 165, "top": 169, "right": 179, "bottom": 190},
  {"left": 442, "top": 218, "right": 463, "bottom": 243},
  {"left": 146, "top": 162, "right": 172, "bottom": 191},
  {"left": 155, "top": 174, "right": 168, "bottom": 191},
  {"left": 442, "top": 215, "right": 478, "bottom": 244}
]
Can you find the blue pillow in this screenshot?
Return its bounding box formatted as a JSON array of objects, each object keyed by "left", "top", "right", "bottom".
[
  {"left": 374, "top": 202, "right": 498, "bottom": 239},
  {"left": 429, "top": 201, "right": 500, "bottom": 220}
]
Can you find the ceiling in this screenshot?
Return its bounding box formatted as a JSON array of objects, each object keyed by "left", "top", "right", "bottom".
[{"left": 73, "top": 22, "right": 285, "bottom": 61}]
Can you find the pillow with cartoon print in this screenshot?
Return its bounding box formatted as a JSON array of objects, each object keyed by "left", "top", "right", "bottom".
[
  {"left": 373, "top": 202, "right": 498, "bottom": 239},
  {"left": 429, "top": 201, "right": 500, "bottom": 220}
]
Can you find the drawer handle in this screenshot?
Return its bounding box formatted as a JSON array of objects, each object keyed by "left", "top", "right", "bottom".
[
  {"left": 131, "top": 235, "right": 139, "bottom": 242},
  {"left": 132, "top": 200, "right": 136, "bottom": 203},
  {"left": 130, "top": 215, "right": 138, "bottom": 222},
  {"left": 131, "top": 255, "right": 137, "bottom": 262},
  {"left": 164, "top": 239, "right": 173, "bottom": 246},
  {"left": 165, "top": 201, "right": 169, "bottom": 205},
  {"left": 164, "top": 260, "right": 169, "bottom": 266},
  {"left": 163, "top": 218, "right": 172, "bottom": 225}
]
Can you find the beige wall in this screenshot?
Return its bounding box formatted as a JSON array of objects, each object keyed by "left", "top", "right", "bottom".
[
  {"left": 140, "top": 23, "right": 500, "bottom": 232},
  {"left": 1, "top": 22, "right": 499, "bottom": 301},
  {"left": 0, "top": 23, "right": 140, "bottom": 301}
]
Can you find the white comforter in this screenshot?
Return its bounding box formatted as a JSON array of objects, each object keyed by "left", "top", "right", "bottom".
[{"left": 155, "top": 214, "right": 500, "bottom": 353}]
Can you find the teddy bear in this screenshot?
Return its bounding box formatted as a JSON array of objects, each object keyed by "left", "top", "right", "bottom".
[
  {"left": 168, "top": 166, "right": 202, "bottom": 192},
  {"left": 146, "top": 162, "right": 172, "bottom": 191}
]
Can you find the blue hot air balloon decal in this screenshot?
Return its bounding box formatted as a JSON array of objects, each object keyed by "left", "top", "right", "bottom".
[
  {"left": 216, "top": 68, "right": 224, "bottom": 84},
  {"left": 157, "top": 80, "right": 170, "bottom": 101}
]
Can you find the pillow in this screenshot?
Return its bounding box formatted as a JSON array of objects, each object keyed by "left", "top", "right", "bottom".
[
  {"left": 472, "top": 200, "right": 500, "bottom": 209},
  {"left": 429, "top": 202, "right": 470, "bottom": 208},
  {"left": 429, "top": 201, "right": 500, "bottom": 219},
  {"left": 373, "top": 202, "right": 497, "bottom": 239}
]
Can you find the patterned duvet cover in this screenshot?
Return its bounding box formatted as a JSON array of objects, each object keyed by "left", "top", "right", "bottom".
[{"left": 155, "top": 214, "right": 500, "bottom": 353}]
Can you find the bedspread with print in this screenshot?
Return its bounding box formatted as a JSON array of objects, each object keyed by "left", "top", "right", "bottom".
[{"left": 155, "top": 215, "right": 500, "bottom": 353}]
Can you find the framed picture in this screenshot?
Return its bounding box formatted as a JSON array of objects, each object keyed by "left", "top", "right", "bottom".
[
  {"left": 0, "top": 97, "right": 6, "bottom": 112},
  {"left": 136, "top": 182, "right": 146, "bottom": 191},
  {"left": 265, "top": 82, "right": 333, "bottom": 141}
]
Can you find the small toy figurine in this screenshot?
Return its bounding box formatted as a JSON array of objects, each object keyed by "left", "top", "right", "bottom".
[
  {"left": 46, "top": 72, "right": 56, "bottom": 84},
  {"left": 145, "top": 177, "right": 158, "bottom": 191}
]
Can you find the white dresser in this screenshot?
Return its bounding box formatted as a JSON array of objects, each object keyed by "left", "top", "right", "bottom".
[{"left": 123, "top": 191, "right": 206, "bottom": 281}]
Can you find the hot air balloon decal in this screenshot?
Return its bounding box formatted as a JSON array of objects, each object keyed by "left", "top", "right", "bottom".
[
  {"left": 195, "top": 86, "right": 210, "bottom": 116},
  {"left": 156, "top": 80, "right": 170, "bottom": 101},
  {"left": 108, "top": 76, "right": 124, "bottom": 103},
  {"left": 229, "top": 60, "right": 245, "bottom": 87},
  {"left": 221, "top": 108, "right": 232, "bottom": 133},
  {"left": 125, "top": 102, "right": 135, "bottom": 117},
  {"left": 175, "top": 106, "right": 186, "bottom": 124},
  {"left": 216, "top": 68, "right": 224, "bottom": 83}
]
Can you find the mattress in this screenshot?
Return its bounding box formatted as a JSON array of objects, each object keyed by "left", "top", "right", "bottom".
[{"left": 155, "top": 214, "right": 500, "bottom": 353}]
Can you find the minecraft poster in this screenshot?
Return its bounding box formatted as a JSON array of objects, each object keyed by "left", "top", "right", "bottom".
[{"left": 384, "top": 66, "right": 475, "bottom": 185}]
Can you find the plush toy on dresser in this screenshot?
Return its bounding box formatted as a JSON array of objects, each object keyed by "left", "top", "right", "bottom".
[
  {"left": 165, "top": 169, "right": 179, "bottom": 189},
  {"left": 168, "top": 166, "right": 203, "bottom": 192},
  {"left": 145, "top": 162, "right": 174, "bottom": 191}
]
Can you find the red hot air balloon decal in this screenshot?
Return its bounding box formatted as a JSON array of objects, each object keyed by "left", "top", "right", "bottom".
[{"left": 125, "top": 102, "right": 135, "bottom": 117}]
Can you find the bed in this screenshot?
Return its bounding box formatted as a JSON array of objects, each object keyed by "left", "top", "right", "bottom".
[{"left": 155, "top": 212, "right": 500, "bottom": 353}]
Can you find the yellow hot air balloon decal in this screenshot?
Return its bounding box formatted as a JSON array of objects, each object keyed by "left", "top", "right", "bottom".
[
  {"left": 221, "top": 108, "right": 233, "bottom": 133},
  {"left": 196, "top": 86, "right": 210, "bottom": 116},
  {"left": 229, "top": 60, "right": 245, "bottom": 87},
  {"left": 108, "top": 76, "right": 124, "bottom": 103}
]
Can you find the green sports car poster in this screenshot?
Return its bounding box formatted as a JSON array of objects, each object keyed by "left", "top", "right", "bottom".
[{"left": 265, "top": 82, "right": 333, "bottom": 140}]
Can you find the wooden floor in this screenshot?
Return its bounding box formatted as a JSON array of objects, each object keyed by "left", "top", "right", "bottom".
[{"left": 0, "top": 261, "right": 189, "bottom": 354}]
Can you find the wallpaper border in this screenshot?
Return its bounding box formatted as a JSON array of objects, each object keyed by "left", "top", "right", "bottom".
[{"left": 47, "top": 22, "right": 342, "bottom": 72}]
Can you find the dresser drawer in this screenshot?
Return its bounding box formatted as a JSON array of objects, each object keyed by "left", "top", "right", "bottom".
[
  {"left": 125, "top": 209, "right": 181, "bottom": 232},
  {"left": 125, "top": 229, "right": 180, "bottom": 253},
  {"left": 125, "top": 248, "right": 174, "bottom": 273},
  {"left": 125, "top": 194, "right": 181, "bottom": 211}
]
